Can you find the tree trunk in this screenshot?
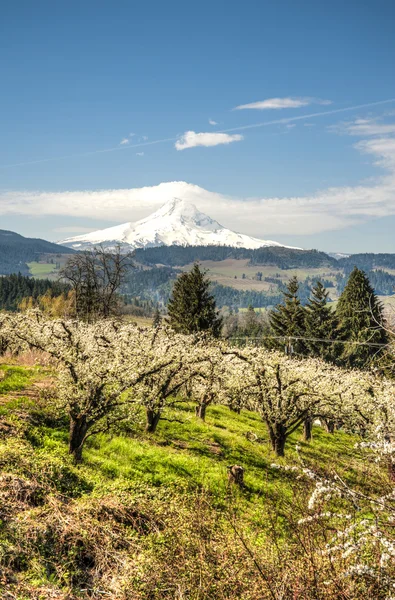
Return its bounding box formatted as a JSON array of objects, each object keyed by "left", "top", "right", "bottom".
[
  {"left": 303, "top": 417, "right": 312, "bottom": 442},
  {"left": 323, "top": 419, "right": 335, "bottom": 434},
  {"left": 274, "top": 435, "right": 286, "bottom": 457},
  {"left": 69, "top": 415, "right": 89, "bottom": 463},
  {"left": 146, "top": 409, "right": 161, "bottom": 433},
  {"left": 268, "top": 424, "right": 287, "bottom": 457},
  {"left": 227, "top": 465, "right": 244, "bottom": 487},
  {"left": 195, "top": 403, "right": 207, "bottom": 421}
]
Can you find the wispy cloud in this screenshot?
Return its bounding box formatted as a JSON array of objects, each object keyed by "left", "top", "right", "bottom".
[
  {"left": 334, "top": 117, "right": 395, "bottom": 137},
  {"left": 120, "top": 138, "right": 129, "bottom": 145},
  {"left": 136, "top": 152, "right": 144, "bottom": 156},
  {"left": 175, "top": 131, "right": 243, "bottom": 150},
  {"left": 234, "top": 97, "right": 332, "bottom": 111},
  {"left": 2, "top": 117, "right": 395, "bottom": 239},
  {"left": 1, "top": 99, "right": 395, "bottom": 169},
  {"left": 53, "top": 226, "right": 98, "bottom": 234},
  {"left": 209, "top": 119, "right": 218, "bottom": 125}
]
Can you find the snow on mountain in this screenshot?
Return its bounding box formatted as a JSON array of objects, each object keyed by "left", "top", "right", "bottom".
[
  {"left": 328, "top": 252, "right": 351, "bottom": 260},
  {"left": 59, "top": 198, "right": 300, "bottom": 251}
]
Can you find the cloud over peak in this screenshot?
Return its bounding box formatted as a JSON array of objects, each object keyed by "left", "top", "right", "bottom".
[
  {"left": 175, "top": 131, "right": 243, "bottom": 150},
  {"left": 234, "top": 97, "right": 332, "bottom": 111},
  {"left": 2, "top": 115, "right": 395, "bottom": 240}
]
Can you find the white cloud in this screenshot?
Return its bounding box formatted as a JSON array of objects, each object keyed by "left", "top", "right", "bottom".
[
  {"left": 141, "top": 135, "right": 148, "bottom": 141},
  {"left": 234, "top": 97, "right": 332, "bottom": 111},
  {"left": 209, "top": 119, "right": 218, "bottom": 125},
  {"left": 120, "top": 138, "right": 129, "bottom": 145},
  {"left": 335, "top": 117, "right": 395, "bottom": 137},
  {"left": 175, "top": 131, "right": 243, "bottom": 150},
  {"left": 2, "top": 117, "right": 395, "bottom": 237},
  {"left": 53, "top": 226, "right": 98, "bottom": 234},
  {"left": 285, "top": 123, "right": 296, "bottom": 129},
  {"left": 136, "top": 152, "right": 144, "bottom": 156},
  {"left": 129, "top": 132, "right": 136, "bottom": 137}
]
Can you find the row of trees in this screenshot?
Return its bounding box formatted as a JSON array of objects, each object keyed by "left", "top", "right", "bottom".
[
  {"left": 269, "top": 269, "right": 389, "bottom": 368},
  {"left": 1, "top": 310, "right": 393, "bottom": 461},
  {"left": 0, "top": 273, "right": 70, "bottom": 311},
  {"left": 164, "top": 263, "right": 390, "bottom": 370}
]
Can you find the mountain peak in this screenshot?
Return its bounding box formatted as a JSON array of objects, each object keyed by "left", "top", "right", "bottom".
[
  {"left": 146, "top": 197, "right": 221, "bottom": 231},
  {"left": 59, "top": 198, "right": 301, "bottom": 251}
]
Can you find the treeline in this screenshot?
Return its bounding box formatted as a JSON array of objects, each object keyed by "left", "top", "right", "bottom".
[
  {"left": 122, "top": 265, "right": 394, "bottom": 314},
  {"left": 339, "top": 253, "right": 395, "bottom": 271},
  {"left": 267, "top": 270, "right": 388, "bottom": 369},
  {"left": 212, "top": 283, "right": 282, "bottom": 308},
  {"left": 336, "top": 269, "right": 395, "bottom": 296},
  {"left": 0, "top": 273, "right": 70, "bottom": 311},
  {"left": 123, "top": 266, "right": 178, "bottom": 303},
  {"left": 122, "top": 266, "right": 284, "bottom": 309},
  {"left": 134, "top": 245, "right": 337, "bottom": 269}
]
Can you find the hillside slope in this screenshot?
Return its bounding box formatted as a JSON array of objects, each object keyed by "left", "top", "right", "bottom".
[{"left": 0, "top": 362, "right": 389, "bottom": 599}]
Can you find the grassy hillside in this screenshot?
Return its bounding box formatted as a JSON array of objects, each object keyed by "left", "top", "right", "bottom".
[
  {"left": 0, "top": 360, "right": 389, "bottom": 599},
  {"left": 181, "top": 259, "right": 340, "bottom": 292},
  {"left": 27, "top": 254, "right": 72, "bottom": 280}
]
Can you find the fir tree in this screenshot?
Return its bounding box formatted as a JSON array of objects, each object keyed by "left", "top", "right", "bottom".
[
  {"left": 304, "top": 281, "right": 337, "bottom": 361},
  {"left": 269, "top": 276, "right": 306, "bottom": 354},
  {"left": 152, "top": 306, "right": 162, "bottom": 328},
  {"left": 167, "top": 264, "right": 222, "bottom": 337},
  {"left": 336, "top": 267, "right": 389, "bottom": 368}
]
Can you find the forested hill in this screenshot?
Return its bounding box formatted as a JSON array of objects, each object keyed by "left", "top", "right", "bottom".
[
  {"left": 338, "top": 253, "right": 395, "bottom": 272},
  {"left": 0, "top": 230, "right": 75, "bottom": 275},
  {"left": 0, "top": 273, "right": 70, "bottom": 311},
  {"left": 134, "top": 245, "right": 337, "bottom": 269}
]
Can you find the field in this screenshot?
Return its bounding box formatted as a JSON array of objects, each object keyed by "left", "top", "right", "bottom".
[
  {"left": 27, "top": 254, "right": 71, "bottom": 279},
  {"left": 27, "top": 261, "right": 58, "bottom": 277},
  {"left": 181, "top": 259, "right": 340, "bottom": 292}
]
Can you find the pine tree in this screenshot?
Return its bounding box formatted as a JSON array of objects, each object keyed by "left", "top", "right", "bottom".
[
  {"left": 167, "top": 263, "right": 222, "bottom": 337},
  {"left": 336, "top": 267, "right": 389, "bottom": 368},
  {"left": 304, "top": 281, "right": 337, "bottom": 360},
  {"left": 242, "top": 305, "right": 260, "bottom": 337},
  {"left": 152, "top": 306, "right": 162, "bottom": 328},
  {"left": 269, "top": 276, "right": 306, "bottom": 354}
]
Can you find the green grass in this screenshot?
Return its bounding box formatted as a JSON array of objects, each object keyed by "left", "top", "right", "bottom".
[
  {"left": 28, "top": 261, "right": 58, "bottom": 277},
  {"left": 0, "top": 367, "right": 375, "bottom": 507},
  {"left": 0, "top": 366, "right": 388, "bottom": 598},
  {"left": 81, "top": 405, "right": 367, "bottom": 505},
  {"left": 17, "top": 396, "right": 371, "bottom": 520},
  {"left": 0, "top": 364, "right": 35, "bottom": 395}
]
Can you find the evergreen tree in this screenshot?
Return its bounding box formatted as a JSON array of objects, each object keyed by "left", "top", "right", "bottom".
[
  {"left": 336, "top": 267, "right": 389, "bottom": 368},
  {"left": 304, "top": 281, "right": 337, "bottom": 360},
  {"left": 167, "top": 263, "right": 222, "bottom": 337},
  {"left": 269, "top": 276, "right": 306, "bottom": 354},
  {"left": 152, "top": 306, "right": 162, "bottom": 328}
]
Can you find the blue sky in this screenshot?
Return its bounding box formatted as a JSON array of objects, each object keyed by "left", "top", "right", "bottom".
[{"left": 1, "top": 0, "right": 395, "bottom": 252}]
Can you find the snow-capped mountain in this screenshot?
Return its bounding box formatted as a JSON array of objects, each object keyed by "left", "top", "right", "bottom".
[{"left": 59, "top": 198, "right": 300, "bottom": 251}]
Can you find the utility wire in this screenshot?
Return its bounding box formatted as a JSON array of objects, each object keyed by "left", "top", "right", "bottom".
[{"left": 228, "top": 334, "right": 390, "bottom": 348}]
